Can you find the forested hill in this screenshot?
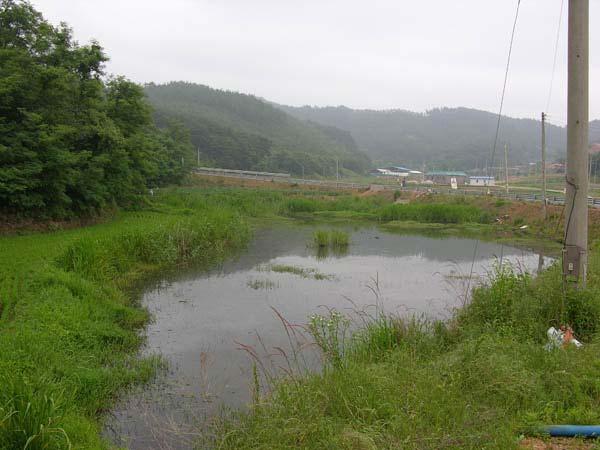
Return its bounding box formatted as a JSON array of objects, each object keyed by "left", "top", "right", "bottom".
[
  {"left": 144, "top": 82, "right": 371, "bottom": 176},
  {"left": 278, "top": 105, "right": 570, "bottom": 169}
]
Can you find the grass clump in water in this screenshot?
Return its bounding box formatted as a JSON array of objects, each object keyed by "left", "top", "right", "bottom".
[
  {"left": 311, "top": 230, "right": 350, "bottom": 250},
  {"left": 329, "top": 230, "right": 350, "bottom": 248},
  {"left": 264, "top": 264, "right": 335, "bottom": 281},
  {"left": 247, "top": 279, "right": 277, "bottom": 290},
  {"left": 312, "top": 230, "right": 330, "bottom": 248}
]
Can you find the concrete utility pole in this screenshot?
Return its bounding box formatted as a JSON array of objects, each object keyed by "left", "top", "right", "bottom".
[
  {"left": 504, "top": 143, "right": 509, "bottom": 194},
  {"left": 541, "top": 112, "right": 547, "bottom": 219},
  {"left": 336, "top": 158, "right": 339, "bottom": 185},
  {"left": 563, "top": 0, "right": 589, "bottom": 287},
  {"left": 197, "top": 147, "right": 200, "bottom": 166}
]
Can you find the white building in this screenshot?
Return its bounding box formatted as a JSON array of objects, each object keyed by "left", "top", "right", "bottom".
[
  {"left": 469, "top": 176, "right": 495, "bottom": 186},
  {"left": 370, "top": 166, "right": 422, "bottom": 178}
]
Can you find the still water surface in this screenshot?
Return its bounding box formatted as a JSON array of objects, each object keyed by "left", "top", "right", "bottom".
[{"left": 106, "top": 223, "right": 547, "bottom": 449}]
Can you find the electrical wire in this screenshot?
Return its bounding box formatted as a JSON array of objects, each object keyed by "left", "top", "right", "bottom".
[
  {"left": 465, "top": 0, "right": 522, "bottom": 302},
  {"left": 546, "top": 0, "right": 565, "bottom": 113},
  {"left": 488, "top": 0, "right": 522, "bottom": 176}
]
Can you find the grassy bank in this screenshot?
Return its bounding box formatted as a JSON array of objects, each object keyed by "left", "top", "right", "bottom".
[
  {"left": 212, "top": 244, "right": 600, "bottom": 449},
  {"left": 0, "top": 194, "right": 250, "bottom": 449}
]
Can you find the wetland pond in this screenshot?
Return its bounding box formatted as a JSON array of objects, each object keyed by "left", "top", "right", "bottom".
[{"left": 106, "top": 222, "right": 550, "bottom": 449}]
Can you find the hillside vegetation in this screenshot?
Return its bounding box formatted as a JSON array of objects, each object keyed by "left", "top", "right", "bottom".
[
  {"left": 279, "top": 105, "right": 571, "bottom": 169},
  {"left": 145, "top": 82, "right": 371, "bottom": 176}
]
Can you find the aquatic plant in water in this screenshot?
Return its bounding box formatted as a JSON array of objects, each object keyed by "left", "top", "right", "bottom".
[
  {"left": 259, "top": 264, "right": 335, "bottom": 281},
  {"left": 247, "top": 279, "right": 278, "bottom": 290},
  {"left": 311, "top": 230, "right": 350, "bottom": 250}
]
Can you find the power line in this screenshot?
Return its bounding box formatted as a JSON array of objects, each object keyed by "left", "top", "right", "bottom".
[
  {"left": 546, "top": 0, "right": 565, "bottom": 113},
  {"left": 489, "top": 0, "right": 522, "bottom": 176},
  {"left": 467, "top": 1, "right": 522, "bottom": 297}
]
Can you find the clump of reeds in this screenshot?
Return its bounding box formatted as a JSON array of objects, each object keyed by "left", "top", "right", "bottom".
[{"left": 311, "top": 230, "right": 350, "bottom": 250}]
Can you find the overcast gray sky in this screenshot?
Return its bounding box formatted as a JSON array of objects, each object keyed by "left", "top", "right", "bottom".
[{"left": 33, "top": 0, "right": 599, "bottom": 123}]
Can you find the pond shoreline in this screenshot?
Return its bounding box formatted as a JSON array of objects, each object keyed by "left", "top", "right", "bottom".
[{"left": 105, "top": 220, "right": 549, "bottom": 450}]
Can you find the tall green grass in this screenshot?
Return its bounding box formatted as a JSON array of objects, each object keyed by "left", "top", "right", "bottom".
[
  {"left": 57, "top": 212, "right": 249, "bottom": 286},
  {"left": 329, "top": 230, "right": 350, "bottom": 248},
  {"left": 0, "top": 375, "right": 70, "bottom": 450},
  {"left": 312, "top": 230, "right": 330, "bottom": 248},
  {"left": 156, "top": 188, "right": 494, "bottom": 226},
  {"left": 281, "top": 195, "right": 385, "bottom": 217},
  {"left": 378, "top": 202, "right": 493, "bottom": 224},
  {"left": 0, "top": 192, "right": 251, "bottom": 449},
  {"left": 311, "top": 230, "right": 350, "bottom": 249}
]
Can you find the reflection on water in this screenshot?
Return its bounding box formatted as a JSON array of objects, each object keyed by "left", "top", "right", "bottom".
[
  {"left": 105, "top": 223, "right": 548, "bottom": 450},
  {"left": 315, "top": 244, "right": 348, "bottom": 259}
]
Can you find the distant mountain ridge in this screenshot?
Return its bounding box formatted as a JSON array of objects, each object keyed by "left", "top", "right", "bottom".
[
  {"left": 277, "top": 104, "right": 583, "bottom": 169},
  {"left": 144, "top": 82, "right": 600, "bottom": 174},
  {"left": 144, "top": 82, "right": 371, "bottom": 175}
]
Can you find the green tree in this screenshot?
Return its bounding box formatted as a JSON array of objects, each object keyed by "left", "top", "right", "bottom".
[{"left": 0, "top": 1, "right": 193, "bottom": 217}]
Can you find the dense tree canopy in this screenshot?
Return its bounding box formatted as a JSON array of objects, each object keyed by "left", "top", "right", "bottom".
[{"left": 0, "top": 0, "right": 194, "bottom": 217}]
